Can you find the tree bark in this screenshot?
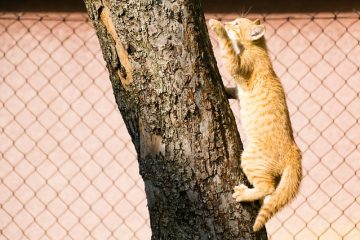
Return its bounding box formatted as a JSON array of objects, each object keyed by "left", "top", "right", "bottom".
[{"left": 83, "top": 0, "right": 267, "bottom": 239}]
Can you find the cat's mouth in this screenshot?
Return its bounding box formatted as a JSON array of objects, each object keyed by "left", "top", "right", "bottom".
[{"left": 224, "top": 24, "right": 232, "bottom": 32}]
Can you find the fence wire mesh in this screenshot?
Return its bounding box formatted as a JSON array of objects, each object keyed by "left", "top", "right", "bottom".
[{"left": 0, "top": 12, "right": 359, "bottom": 240}]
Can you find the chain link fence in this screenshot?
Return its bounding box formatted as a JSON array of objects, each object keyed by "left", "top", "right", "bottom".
[{"left": 0, "top": 12, "right": 359, "bottom": 240}]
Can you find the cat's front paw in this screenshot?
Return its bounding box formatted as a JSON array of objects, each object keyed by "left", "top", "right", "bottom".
[
  {"left": 209, "top": 19, "right": 225, "bottom": 35},
  {"left": 232, "top": 184, "right": 248, "bottom": 202}
]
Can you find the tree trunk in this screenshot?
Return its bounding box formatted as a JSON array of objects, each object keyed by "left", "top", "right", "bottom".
[{"left": 83, "top": 0, "right": 267, "bottom": 239}]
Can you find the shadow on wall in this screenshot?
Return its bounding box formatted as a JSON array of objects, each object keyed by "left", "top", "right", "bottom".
[{"left": 1, "top": 0, "right": 360, "bottom": 13}]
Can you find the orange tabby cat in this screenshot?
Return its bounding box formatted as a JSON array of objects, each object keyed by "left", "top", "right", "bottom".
[{"left": 209, "top": 18, "right": 302, "bottom": 232}]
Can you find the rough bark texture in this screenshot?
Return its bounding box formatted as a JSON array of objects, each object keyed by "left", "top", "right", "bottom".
[{"left": 83, "top": 0, "right": 268, "bottom": 239}]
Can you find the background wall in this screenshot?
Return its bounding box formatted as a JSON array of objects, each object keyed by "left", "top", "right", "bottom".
[{"left": 1, "top": 11, "right": 359, "bottom": 239}]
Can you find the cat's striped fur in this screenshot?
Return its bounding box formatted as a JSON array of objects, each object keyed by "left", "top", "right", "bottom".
[{"left": 209, "top": 18, "right": 302, "bottom": 232}]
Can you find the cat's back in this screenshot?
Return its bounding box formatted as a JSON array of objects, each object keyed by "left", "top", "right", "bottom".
[{"left": 238, "top": 75, "right": 293, "bottom": 143}]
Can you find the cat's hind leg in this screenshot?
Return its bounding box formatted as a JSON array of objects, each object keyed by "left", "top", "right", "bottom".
[
  {"left": 233, "top": 151, "right": 276, "bottom": 202},
  {"left": 232, "top": 181, "right": 274, "bottom": 202}
]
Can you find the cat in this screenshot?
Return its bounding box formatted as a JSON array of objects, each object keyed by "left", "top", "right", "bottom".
[{"left": 209, "top": 18, "right": 302, "bottom": 232}]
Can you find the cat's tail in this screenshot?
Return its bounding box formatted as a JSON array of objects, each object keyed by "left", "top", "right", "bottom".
[{"left": 253, "top": 151, "right": 302, "bottom": 232}]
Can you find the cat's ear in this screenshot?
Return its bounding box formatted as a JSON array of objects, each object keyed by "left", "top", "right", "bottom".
[
  {"left": 253, "top": 19, "right": 261, "bottom": 25},
  {"left": 249, "top": 25, "right": 265, "bottom": 41}
]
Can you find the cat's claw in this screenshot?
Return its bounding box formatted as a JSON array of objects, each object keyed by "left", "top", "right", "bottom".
[
  {"left": 209, "top": 19, "right": 221, "bottom": 29},
  {"left": 234, "top": 184, "right": 248, "bottom": 191},
  {"left": 209, "top": 19, "right": 225, "bottom": 34},
  {"left": 232, "top": 184, "right": 248, "bottom": 201}
]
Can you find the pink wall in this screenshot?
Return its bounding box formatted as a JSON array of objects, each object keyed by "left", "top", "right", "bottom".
[{"left": 1, "top": 12, "right": 359, "bottom": 239}]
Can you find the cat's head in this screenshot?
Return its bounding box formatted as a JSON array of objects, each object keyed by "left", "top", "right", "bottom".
[{"left": 224, "top": 18, "right": 265, "bottom": 43}]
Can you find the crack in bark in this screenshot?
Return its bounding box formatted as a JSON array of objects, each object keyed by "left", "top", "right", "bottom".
[{"left": 99, "top": 3, "right": 133, "bottom": 86}]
